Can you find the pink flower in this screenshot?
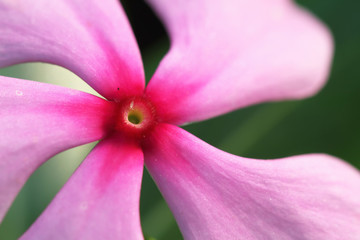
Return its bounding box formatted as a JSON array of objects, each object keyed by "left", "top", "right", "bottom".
[{"left": 0, "top": 0, "right": 359, "bottom": 239}]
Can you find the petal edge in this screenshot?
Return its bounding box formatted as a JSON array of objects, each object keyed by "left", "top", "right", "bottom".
[
  {"left": 0, "top": 76, "right": 113, "bottom": 222},
  {"left": 146, "top": 0, "right": 333, "bottom": 124},
  {"left": 21, "top": 136, "right": 144, "bottom": 240},
  {"left": 144, "top": 124, "right": 360, "bottom": 240}
]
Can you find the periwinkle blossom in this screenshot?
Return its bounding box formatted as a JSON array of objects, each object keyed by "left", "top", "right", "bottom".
[{"left": 0, "top": 0, "right": 359, "bottom": 239}]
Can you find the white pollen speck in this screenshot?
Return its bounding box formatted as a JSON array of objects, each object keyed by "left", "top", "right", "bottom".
[
  {"left": 15, "top": 90, "right": 23, "bottom": 96},
  {"left": 130, "top": 101, "right": 134, "bottom": 109}
]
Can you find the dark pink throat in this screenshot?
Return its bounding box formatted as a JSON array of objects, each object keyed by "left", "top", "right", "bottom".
[{"left": 112, "top": 96, "right": 157, "bottom": 140}]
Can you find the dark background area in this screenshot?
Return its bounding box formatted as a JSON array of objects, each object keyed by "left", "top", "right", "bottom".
[{"left": 0, "top": 0, "right": 359, "bottom": 239}]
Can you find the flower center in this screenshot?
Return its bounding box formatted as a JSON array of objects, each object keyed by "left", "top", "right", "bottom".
[
  {"left": 127, "top": 110, "right": 143, "bottom": 125},
  {"left": 114, "top": 96, "right": 157, "bottom": 139}
]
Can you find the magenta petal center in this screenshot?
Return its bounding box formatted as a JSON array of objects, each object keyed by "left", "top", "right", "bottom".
[{"left": 112, "top": 96, "right": 158, "bottom": 139}]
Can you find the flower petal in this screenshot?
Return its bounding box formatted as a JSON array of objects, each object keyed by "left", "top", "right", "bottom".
[
  {"left": 21, "top": 136, "right": 144, "bottom": 240},
  {"left": 144, "top": 124, "right": 360, "bottom": 239},
  {"left": 0, "top": 76, "right": 113, "bottom": 222},
  {"left": 145, "top": 0, "right": 333, "bottom": 124},
  {"left": 0, "top": 0, "right": 144, "bottom": 99}
]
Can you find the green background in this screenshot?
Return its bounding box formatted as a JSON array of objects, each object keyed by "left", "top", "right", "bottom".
[{"left": 0, "top": 0, "right": 359, "bottom": 239}]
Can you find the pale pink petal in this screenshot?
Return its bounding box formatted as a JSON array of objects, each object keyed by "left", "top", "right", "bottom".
[
  {"left": 145, "top": 0, "right": 333, "bottom": 124},
  {"left": 0, "top": 76, "right": 114, "bottom": 222},
  {"left": 0, "top": 0, "right": 144, "bottom": 99},
  {"left": 144, "top": 124, "right": 360, "bottom": 240},
  {"left": 21, "top": 136, "right": 144, "bottom": 240}
]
